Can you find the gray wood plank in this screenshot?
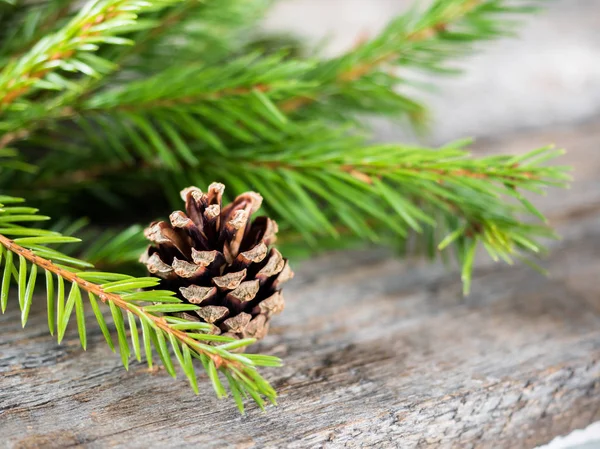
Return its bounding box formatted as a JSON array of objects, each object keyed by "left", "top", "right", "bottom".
[{"left": 1, "top": 120, "right": 600, "bottom": 448}]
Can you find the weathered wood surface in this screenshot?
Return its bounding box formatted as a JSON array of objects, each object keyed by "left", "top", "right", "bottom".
[{"left": 2, "top": 120, "right": 600, "bottom": 449}]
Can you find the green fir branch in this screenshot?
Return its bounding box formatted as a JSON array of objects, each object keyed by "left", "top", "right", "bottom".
[
  {"left": 165, "top": 135, "right": 568, "bottom": 293},
  {"left": 71, "top": 0, "right": 544, "bottom": 157},
  {"left": 1, "top": 0, "right": 544, "bottom": 154},
  {"left": 71, "top": 52, "right": 315, "bottom": 168},
  {"left": 2, "top": 120, "right": 569, "bottom": 294},
  {"left": 0, "top": 0, "right": 73, "bottom": 64},
  {"left": 281, "top": 0, "right": 543, "bottom": 120},
  {"left": 0, "top": 0, "right": 185, "bottom": 145},
  {"left": 0, "top": 196, "right": 280, "bottom": 413},
  {"left": 0, "top": 0, "right": 566, "bottom": 292}
]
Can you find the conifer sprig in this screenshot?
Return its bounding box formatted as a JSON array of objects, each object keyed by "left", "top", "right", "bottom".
[
  {"left": 167, "top": 137, "right": 568, "bottom": 293},
  {"left": 0, "top": 0, "right": 565, "bottom": 290},
  {"left": 281, "top": 0, "right": 543, "bottom": 122},
  {"left": 0, "top": 0, "right": 184, "bottom": 146},
  {"left": 4, "top": 125, "right": 569, "bottom": 292},
  {"left": 1, "top": 0, "right": 165, "bottom": 106},
  {"left": 1, "top": 0, "right": 543, "bottom": 154},
  {"left": 0, "top": 196, "right": 280, "bottom": 413}
]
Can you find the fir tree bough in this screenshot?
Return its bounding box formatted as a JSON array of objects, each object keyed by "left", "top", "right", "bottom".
[
  {"left": 0, "top": 195, "right": 280, "bottom": 413},
  {"left": 0, "top": 0, "right": 569, "bottom": 412}
]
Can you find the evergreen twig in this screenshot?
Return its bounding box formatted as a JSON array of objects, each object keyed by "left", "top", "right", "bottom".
[{"left": 0, "top": 196, "right": 280, "bottom": 413}]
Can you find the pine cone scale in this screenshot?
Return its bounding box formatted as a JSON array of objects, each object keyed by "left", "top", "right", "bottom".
[{"left": 179, "top": 285, "right": 216, "bottom": 304}]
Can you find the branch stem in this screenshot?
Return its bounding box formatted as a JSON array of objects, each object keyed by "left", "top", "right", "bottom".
[
  {"left": 25, "top": 154, "right": 538, "bottom": 192},
  {"left": 0, "top": 233, "right": 232, "bottom": 368}
]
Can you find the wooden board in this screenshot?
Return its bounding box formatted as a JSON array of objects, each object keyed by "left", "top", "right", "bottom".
[{"left": 1, "top": 121, "right": 600, "bottom": 448}]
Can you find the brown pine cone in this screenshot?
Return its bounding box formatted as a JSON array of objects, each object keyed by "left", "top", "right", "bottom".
[{"left": 141, "top": 183, "right": 293, "bottom": 343}]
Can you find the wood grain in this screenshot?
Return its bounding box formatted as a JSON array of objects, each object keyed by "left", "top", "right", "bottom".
[{"left": 1, "top": 120, "right": 600, "bottom": 448}]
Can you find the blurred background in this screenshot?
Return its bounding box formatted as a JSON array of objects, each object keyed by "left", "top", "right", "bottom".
[{"left": 263, "top": 0, "right": 600, "bottom": 145}]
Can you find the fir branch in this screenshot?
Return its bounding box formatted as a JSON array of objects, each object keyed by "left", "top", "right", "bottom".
[
  {"left": 5, "top": 125, "right": 569, "bottom": 294},
  {"left": 0, "top": 0, "right": 542, "bottom": 155},
  {"left": 0, "top": 0, "right": 134, "bottom": 107},
  {"left": 165, "top": 135, "right": 568, "bottom": 292},
  {"left": 279, "top": 0, "right": 542, "bottom": 119},
  {"left": 0, "top": 0, "right": 566, "bottom": 295},
  {"left": 0, "top": 0, "right": 184, "bottom": 144},
  {"left": 44, "top": 53, "right": 316, "bottom": 168},
  {"left": 0, "top": 0, "right": 73, "bottom": 63},
  {"left": 0, "top": 196, "right": 280, "bottom": 413}
]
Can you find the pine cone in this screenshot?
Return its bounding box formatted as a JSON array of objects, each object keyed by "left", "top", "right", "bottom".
[{"left": 141, "top": 183, "right": 292, "bottom": 344}]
